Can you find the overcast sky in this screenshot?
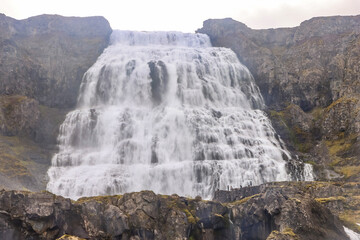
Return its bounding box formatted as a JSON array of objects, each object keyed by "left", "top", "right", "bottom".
[{"left": 2, "top": 0, "right": 360, "bottom": 32}]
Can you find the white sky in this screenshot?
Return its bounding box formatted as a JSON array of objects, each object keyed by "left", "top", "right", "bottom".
[{"left": 1, "top": 0, "right": 360, "bottom": 32}]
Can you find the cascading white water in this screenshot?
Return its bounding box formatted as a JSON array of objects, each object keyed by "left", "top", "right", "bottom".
[
  {"left": 47, "top": 30, "right": 311, "bottom": 200},
  {"left": 344, "top": 227, "right": 360, "bottom": 240}
]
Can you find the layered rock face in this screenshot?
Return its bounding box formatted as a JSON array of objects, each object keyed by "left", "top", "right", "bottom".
[
  {"left": 197, "top": 16, "right": 360, "bottom": 182},
  {"left": 0, "top": 182, "right": 354, "bottom": 240},
  {"left": 0, "top": 14, "right": 112, "bottom": 191}
]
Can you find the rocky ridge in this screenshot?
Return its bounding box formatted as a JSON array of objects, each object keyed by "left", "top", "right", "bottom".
[{"left": 0, "top": 182, "right": 356, "bottom": 240}]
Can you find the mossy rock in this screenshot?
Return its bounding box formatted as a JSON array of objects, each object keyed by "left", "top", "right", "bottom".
[
  {"left": 268, "top": 104, "right": 315, "bottom": 153},
  {"left": 0, "top": 134, "right": 51, "bottom": 191},
  {"left": 225, "top": 194, "right": 261, "bottom": 206},
  {"left": 267, "top": 228, "right": 299, "bottom": 240},
  {"left": 315, "top": 196, "right": 346, "bottom": 203},
  {"left": 75, "top": 194, "right": 123, "bottom": 204},
  {"left": 57, "top": 234, "right": 86, "bottom": 240}
]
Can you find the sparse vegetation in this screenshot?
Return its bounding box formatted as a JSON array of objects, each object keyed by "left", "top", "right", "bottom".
[
  {"left": 226, "top": 193, "right": 261, "bottom": 206},
  {"left": 57, "top": 234, "right": 86, "bottom": 240},
  {"left": 75, "top": 194, "right": 123, "bottom": 204},
  {"left": 315, "top": 196, "right": 346, "bottom": 203}
]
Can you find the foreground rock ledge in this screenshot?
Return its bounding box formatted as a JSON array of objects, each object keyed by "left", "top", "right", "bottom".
[{"left": 0, "top": 182, "right": 357, "bottom": 240}]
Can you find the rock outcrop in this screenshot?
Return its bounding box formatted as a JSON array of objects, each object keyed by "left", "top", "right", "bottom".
[
  {"left": 215, "top": 181, "right": 360, "bottom": 235},
  {"left": 0, "top": 182, "right": 354, "bottom": 240},
  {"left": 0, "top": 13, "right": 112, "bottom": 191},
  {"left": 197, "top": 15, "right": 360, "bottom": 182}
]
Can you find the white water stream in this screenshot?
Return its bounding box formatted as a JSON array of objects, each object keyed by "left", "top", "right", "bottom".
[{"left": 47, "top": 31, "right": 312, "bottom": 199}]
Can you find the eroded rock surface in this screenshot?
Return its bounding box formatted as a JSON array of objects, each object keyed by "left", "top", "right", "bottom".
[
  {"left": 215, "top": 181, "right": 360, "bottom": 237},
  {"left": 0, "top": 183, "right": 353, "bottom": 240}
]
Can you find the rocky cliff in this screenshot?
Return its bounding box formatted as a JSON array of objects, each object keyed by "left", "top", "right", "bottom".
[
  {"left": 1, "top": 13, "right": 360, "bottom": 240},
  {"left": 0, "top": 182, "right": 355, "bottom": 240},
  {"left": 0, "top": 13, "right": 112, "bottom": 108},
  {"left": 197, "top": 15, "right": 360, "bottom": 183},
  {"left": 0, "top": 14, "right": 112, "bottom": 191}
]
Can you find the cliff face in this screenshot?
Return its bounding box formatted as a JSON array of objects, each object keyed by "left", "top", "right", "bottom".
[
  {"left": 0, "top": 13, "right": 112, "bottom": 108},
  {"left": 0, "top": 182, "right": 354, "bottom": 240},
  {"left": 198, "top": 16, "right": 360, "bottom": 111},
  {"left": 0, "top": 14, "right": 112, "bottom": 191},
  {"left": 1, "top": 13, "right": 360, "bottom": 239},
  {"left": 197, "top": 15, "right": 360, "bottom": 182}
]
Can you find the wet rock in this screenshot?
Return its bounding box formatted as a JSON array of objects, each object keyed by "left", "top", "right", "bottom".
[{"left": 148, "top": 60, "right": 169, "bottom": 104}]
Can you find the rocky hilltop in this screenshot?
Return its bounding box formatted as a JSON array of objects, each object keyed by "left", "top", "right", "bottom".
[
  {"left": 0, "top": 182, "right": 357, "bottom": 240},
  {"left": 198, "top": 15, "right": 360, "bottom": 183},
  {"left": 0, "top": 14, "right": 111, "bottom": 191}
]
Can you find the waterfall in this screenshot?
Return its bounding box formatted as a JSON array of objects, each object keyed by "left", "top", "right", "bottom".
[{"left": 47, "top": 30, "right": 311, "bottom": 199}]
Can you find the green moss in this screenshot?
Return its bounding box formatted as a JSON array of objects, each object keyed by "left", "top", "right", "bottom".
[
  {"left": 339, "top": 210, "right": 360, "bottom": 233},
  {"left": 326, "top": 137, "right": 354, "bottom": 156},
  {"left": 325, "top": 97, "right": 359, "bottom": 113},
  {"left": 339, "top": 166, "right": 360, "bottom": 179},
  {"left": 56, "top": 234, "right": 86, "bottom": 240},
  {"left": 305, "top": 182, "right": 327, "bottom": 189},
  {"left": 184, "top": 209, "right": 196, "bottom": 224},
  {"left": 282, "top": 227, "right": 297, "bottom": 237},
  {"left": 160, "top": 195, "right": 200, "bottom": 225},
  {"left": 305, "top": 160, "right": 316, "bottom": 166},
  {"left": 267, "top": 229, "right": 299, "bottom": 240},
  {"left": 325, "top": 133, "right": 359, "bottom": 179},
  {"left": 289, "top": 198, "right": 301, "bottom": 203},
  {"left": 315, "top": 196, "right": 346, "bottom": 203},
  {"left": 310, "top": 107, "right": 324, "bottom": 122},
  {"left": 226, "top": 194, "right": 261, "bottom": 206},
  {"left": 214, "top": 213, "right": 224, "bottom": 218},
  {"left": 269, "top": 106, "right": 313, "bottom": 153},
  {"left": 0, "top": 135, "right": 48, "bottom": 179},
  {"left": 269, "top": 110, "right": 285, "bottom": 119},
  {"left": 75, "top": 194, "right": 122, "bottom": 204},
  {"left": 0, "top": 95, "right": 28, "bottom": 114}
]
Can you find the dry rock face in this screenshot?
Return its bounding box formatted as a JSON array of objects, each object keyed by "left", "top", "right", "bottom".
[
  {"left": 0, "top": 13, "right": 112, "bottom": 108},
  {"left": 0, "top": 183, "right": 353, "bottom": 240},
  {"left": 197, "top": 16, "right": 360, "bottom": 181},
  {"left": 0, "top": 95, "right": 39, "bottom": 137},
  {"left": 0, "top": 13, "right": 112, "bottom": 191}
]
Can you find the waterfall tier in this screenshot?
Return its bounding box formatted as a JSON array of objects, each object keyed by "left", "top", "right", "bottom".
[{"left": 47, "top": 30, "right": 311, "bottom": 199}]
